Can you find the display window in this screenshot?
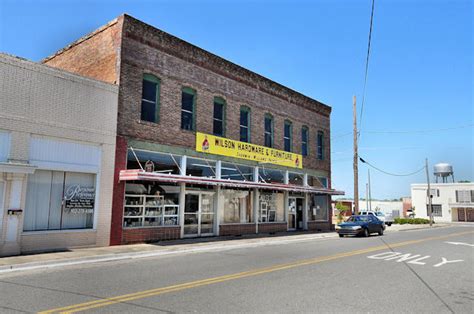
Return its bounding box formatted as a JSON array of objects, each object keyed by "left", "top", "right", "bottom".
[
  {"left": 288, "top": 172, "right": 304, "bottom": 186},
  {"left": 128, "top": 149, "right": 181, "bottom": 175},
  {"left": 186, "top": 157, "right": 217, "bottom": 178},
  {"left": 258, "top": 192, "right": 285, "bottom": 222},
  {"left": 24, "top": 170, "right": 96, "bottom": 231},
  {"left": 124, "top": 182, "right": 179, "bottom": 228},
  {"left": 220, "top": 162, "right": 254, "bottom": 181},
  {"left": 308, "top": 176, "right": 328, "bottom": 188},
  {"left": 308, "top": 194, "right": 329, "bottom": 221},
  {"left": 259, "top": 168, "right": 284, "bottom": 184},
  {"left": 219, "top": 189, "right": 253, "bottom": 224}
]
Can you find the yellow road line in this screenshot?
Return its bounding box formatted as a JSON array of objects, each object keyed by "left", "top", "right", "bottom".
[{"left": 39, "top": 230, "right": 473, "bottom": 314}]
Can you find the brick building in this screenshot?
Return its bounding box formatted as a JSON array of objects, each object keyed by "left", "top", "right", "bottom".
[
  {"left": 0, "top": 53, "right": 118, "bottom": 255},
  {"left": 44, "top": 14, "right": 343, "bottom": 245}
]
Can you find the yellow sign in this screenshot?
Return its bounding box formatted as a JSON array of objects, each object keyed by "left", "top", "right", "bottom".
[{"left": 196, "top": 132, "right": 303, "bottom": 169}]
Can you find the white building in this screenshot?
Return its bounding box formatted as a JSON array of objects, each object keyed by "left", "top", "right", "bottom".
[
  {"left": 0, "top": 54, "right": 118, "bottom": 256},
  {"left": 411, "top": 183, "right": 474, "bottom": 222}
]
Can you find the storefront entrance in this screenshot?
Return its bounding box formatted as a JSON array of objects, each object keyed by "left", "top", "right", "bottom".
[
  {"left": 184, "top": 192, "right": 215, "bottom": 237},
  {"left": 288, "top": 197, "right": 304, "bottom": 230}
]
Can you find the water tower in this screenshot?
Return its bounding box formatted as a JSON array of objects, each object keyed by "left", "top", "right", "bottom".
[{"left": 433, "top": 163, "right": 454, "bottom": 183}]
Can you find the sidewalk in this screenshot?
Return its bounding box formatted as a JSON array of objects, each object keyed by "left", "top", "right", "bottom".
[{"left": 0, "top": 223, "right": 454, "bottom": 274}]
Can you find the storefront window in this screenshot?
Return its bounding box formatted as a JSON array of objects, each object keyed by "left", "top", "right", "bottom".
[
  {"left": 308, "top": 194, "right": 329, "bottom": 221},
  {"left": 259, "top": 168, "right": 284, "bottom": 184},
  {"left": 259, "top": 192, "right": 285, "bottom": 222},
  {"left": 221, "top": 162, "right": 254, "bottom": 181},
  {"left": 219, "top": 189, "right": 253, "bottom": 223},
  {"left": 24, "top": 170, "right": 95, "bottom": 231},
  {"left": 124, "top": 182, "right": 179, "bottom": 228},
  {"left": 186, "top": 157, "right": 217, "bottom": 178},
  {"left": 308, "top": 176, "right": 328, "bottom": 188},
  {"left": 288, "top": 172, "right": 304, "bottom": 186},
  {"left": 128, "top": 149, "right": 181, "bottom": 175}
]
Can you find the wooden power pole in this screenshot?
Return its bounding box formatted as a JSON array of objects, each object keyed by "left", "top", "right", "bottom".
[
  {"left": 425, "top": 158, "right": 433, "bottom": 227},
  {"left": 353, "top": 96, "right": 359, "bottom": 214}
]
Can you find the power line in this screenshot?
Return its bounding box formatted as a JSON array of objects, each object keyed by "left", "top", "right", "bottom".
[
  {"left": 358, "top": 0, "right": 376, "bottom": 141},
  {"left": 359, "top": 157, "right": 426, "bottom": 177}
]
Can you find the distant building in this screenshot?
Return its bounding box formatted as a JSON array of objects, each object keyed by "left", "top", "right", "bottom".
[
  {"left": 332, "top": 199, "right": 404, "bottom": 217},
  {"left": 411, "top": 183, "right": 474, "bottom": 222}
]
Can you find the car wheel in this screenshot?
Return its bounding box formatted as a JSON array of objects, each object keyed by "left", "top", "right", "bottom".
[
  {"left": 339, "top": 234, "right": 344, "bottom": 238},
  {"left": 378, "top": 228, "right": 384, "bottom": 236},
  {"left": 387, "top": 223, "right": 392, "bottom": 226},
  {"left": 363, "top": 228, "right": 369, "bottom": 237}
]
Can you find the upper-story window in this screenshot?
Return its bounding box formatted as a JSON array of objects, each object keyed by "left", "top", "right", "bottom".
[
  {"left": 213, "top": 97, "right": 226, "bottom": 137},
  {"left": 181, "top": 87, "right": 196, "bottom": 131},
  {"left": 456, "top": 190, "right": 473, "bottom": 203},
  {"left": 317, "top": 131, "right": 324, "bottom": 160},
  {"left": 284, "top": 120, "right": 292, "bottom": 152},
  {"left": 264, "top": 114, "right": 274, "bottom": 148},
  {"left": 141, "top": 74, "right": 160, "bottom": 123},
  {"left": 301, "top": 126, "right": 309, "bottom": 156},
  {"left": 240, "top": 106, "right": 251, "bottom": 142}
]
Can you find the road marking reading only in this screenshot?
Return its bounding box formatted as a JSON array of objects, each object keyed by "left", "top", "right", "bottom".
[
  {"left": 445, "top": 241, "right": 474, "bottom": 247},
  {"left": 367, "top": 252, "right": 463, "bottom": 267},
  {"left": 39, "top": 230, "right": 473, "bottom": 314}
]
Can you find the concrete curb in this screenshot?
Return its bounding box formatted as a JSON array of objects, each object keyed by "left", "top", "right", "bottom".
[
  {"left": 387, "top": 224, "right": 451, "bottom": 232},
  {"left": 0, "top": 233, "right": 338, "bottom": 274}
]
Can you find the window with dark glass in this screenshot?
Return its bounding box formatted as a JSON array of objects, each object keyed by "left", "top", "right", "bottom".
[
  {"left": 213, "top": 98, "right": 225, "bottom": 136},
  {"left": 264, "top": 114, "right": 273, "bottom": 148},
  {"left": 317, "top": 131, "right": 324, "bottom": 160},
  {"left": 141, "top": 74, "right": 160, "bottom": 123},
  {"left": 181, "top": 88, "right": 195, "bottom": 130},
  {"left": 301, "top": 127, "right": 308, "bottom": 156},
  {"left": 284, "top": 120, "right": 292, "bottom": 152},
  {"left": 240, "top": 107, "right": 250, "bottom": 142}
]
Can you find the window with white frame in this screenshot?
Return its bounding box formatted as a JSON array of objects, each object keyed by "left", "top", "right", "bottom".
[
  {"left": 427, "top": 204, "right": 442, "bottom": 217},
  {"left": 456, "top": 190, "right": 472, "bottom": 203},
  {"left": 24, "top": 170, "right": 96, "bottom": 231}
]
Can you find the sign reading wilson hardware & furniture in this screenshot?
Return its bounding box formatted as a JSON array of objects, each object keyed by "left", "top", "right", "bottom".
[{"left": 196, "top": 132, "right": 303, "bottom": 169}]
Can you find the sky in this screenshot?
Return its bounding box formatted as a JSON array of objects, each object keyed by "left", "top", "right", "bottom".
[{"left": 0, "top": 0, "right": 472, "bottom": 199}]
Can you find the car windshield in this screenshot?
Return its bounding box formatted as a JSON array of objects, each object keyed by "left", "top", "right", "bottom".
[
  {"left": 347, "top": 216, "right": 369, "bottom": 222},
  {"left": 375, "top": 212, "right": 384, "bottom": 216}
]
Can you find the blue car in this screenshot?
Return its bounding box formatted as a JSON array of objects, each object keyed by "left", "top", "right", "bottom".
[{"left": 336, "top": 215, "right": 385, "bottom": 237}]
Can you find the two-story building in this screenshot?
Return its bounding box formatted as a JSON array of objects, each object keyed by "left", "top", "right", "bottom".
[
  {"left": 44, "top": 14, "right": 343, "bottom": 245},
  {"left": 411, "top": 183, "right": 474, "bottom": 222}
]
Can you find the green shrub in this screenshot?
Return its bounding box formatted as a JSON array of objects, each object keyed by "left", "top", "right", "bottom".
[{"left": 394, "top": 218, "right": 433, "bottom": 225}]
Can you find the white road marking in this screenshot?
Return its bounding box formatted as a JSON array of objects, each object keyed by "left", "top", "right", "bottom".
[
  {"left": 445, "top": 241, "right": 474, "bottom": 247},
  {"left": 407, "top": 256, "right": 431, "bottom": 265},
  {"left": 433, "top": 257, "right": 464, "bottom": 267}
]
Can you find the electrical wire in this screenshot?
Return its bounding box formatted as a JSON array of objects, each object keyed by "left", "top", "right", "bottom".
[
  {"left": 359, "top": 157, "right": 426, "bottom": 177},
  {"left": 358, "top": 0, "right": 376, "bottom": 141}
]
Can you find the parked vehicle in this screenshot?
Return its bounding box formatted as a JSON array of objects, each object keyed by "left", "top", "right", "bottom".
[
  {"left": 336, "top": 215, "right": 385, "bottom": 237},
  {"left": 360, "top": 211, "right": 393, "bottom": 226}
]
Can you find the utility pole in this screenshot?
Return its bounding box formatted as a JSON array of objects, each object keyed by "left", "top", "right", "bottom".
[
  {"left": 353, "top": 95, "right": 359, "bottom": 214},
  {"left": 366, "top": 183, "right": 369, "bottom": 212},
  {"left": 425, "top": 158, "right": 433, "bottom": 227},
  {"left": 368, "top": 168, "right": 372, "bottom": 212}
]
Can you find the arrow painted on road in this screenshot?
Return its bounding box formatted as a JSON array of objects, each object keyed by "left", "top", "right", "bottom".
[{"left": 445, "top": 241, "right": 474, "bottom": 247}]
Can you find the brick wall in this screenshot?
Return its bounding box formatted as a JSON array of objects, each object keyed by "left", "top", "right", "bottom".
[
  {"left": 307, "top": 221, "right": 331, "bottom": 232},
  {"left": 220, "top": 223, "right": 256, "bottom": 236},
  {"left": 122, "top": 227, "right": 180, "bottom": 244},
  {"left": 110, "top": 136, "right": 128, "bottom": 245},
  {"left": 43, "top": 18, "right": 123, "bottom": 84},
  {"left": 258, "top": 223, "right": 287, "bottom": 234}
]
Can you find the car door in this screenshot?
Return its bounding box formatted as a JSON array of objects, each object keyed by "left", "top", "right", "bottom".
[{"left": 368, "top": 215, "right": 378, "bottom": 233}]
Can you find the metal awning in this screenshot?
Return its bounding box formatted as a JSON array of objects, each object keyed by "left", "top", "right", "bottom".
[{"left": 120, "top": 169, "right": 345, "bottom": 195}]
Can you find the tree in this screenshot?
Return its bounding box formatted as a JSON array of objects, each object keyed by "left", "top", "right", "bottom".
[{"left": 335, "top": 202, "right": 350, "bottom": 223}]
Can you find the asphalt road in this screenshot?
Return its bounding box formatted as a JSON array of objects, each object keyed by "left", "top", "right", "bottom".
[{"left": 0, "top": 225, "right": 473, "bottom": 313}]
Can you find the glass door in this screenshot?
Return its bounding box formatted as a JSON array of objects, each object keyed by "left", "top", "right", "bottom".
[
  {"left": 184, "top": 194, "right": 199, "bottom": 236},
  {"left": 184, "top": 192, "right": 215, "bottom": 237},
  {"left": 288, "top": 197, "right": 297, "bottom": 230}
]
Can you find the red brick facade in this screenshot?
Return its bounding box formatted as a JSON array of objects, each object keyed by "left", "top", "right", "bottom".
[
  {"left": 122, "top": 227, "right": 181, "bottom": 244},
  {"left": 44, "top": 14, "right": 335, "bottom": 245},
  {"left": 307, "top": 221, "right": 332, "bottom": 232}
]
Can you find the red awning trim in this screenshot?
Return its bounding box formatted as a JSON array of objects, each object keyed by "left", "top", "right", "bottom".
[{"left": 119, "top": 169, "right": 344, "bottom": 195}]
